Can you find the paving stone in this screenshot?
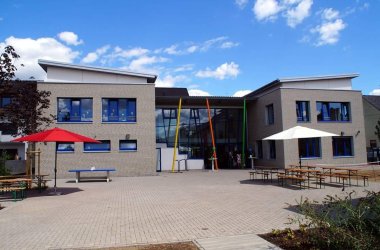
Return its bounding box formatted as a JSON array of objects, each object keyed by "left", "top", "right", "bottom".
[{"left": 0, "top": 170, "right": 379, "bottom": 249}]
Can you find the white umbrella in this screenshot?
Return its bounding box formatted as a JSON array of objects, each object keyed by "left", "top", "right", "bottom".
[
  {"left": 262, "top": 126, "right": 338, "bottom": 166},
  {"left": 262, "top": 126, "right": 338, "bottom": 140}
]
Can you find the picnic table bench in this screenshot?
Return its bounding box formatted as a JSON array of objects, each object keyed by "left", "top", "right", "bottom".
[
  {"left": 68, "top": 168, "right": 116, "bottom": 183},
  {"left": 0, "top": 178, "right": 30, "bottom": 201}
]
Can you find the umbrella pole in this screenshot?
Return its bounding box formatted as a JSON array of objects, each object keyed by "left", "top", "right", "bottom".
[{"left": 54, "top": 142, "right": 57, "bottom": 193}]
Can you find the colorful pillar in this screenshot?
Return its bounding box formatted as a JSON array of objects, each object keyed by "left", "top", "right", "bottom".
[
  {"left": 206, "top": 98, "right": 218, "bottom": 170},
  {"left": 242, "top": 98, "right": 247, "bottom": 167},
  {"left": 171, "top": 98, "right": 182, "bottom": 172}
]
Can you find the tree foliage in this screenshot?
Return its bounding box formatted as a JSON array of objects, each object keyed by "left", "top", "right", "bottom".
[{"left": 0, "top": 45, "right": 54, "bottom": 135}]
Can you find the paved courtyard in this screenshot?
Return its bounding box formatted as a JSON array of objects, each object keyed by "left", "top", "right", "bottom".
[{"left": 1, "top": 170, "right": 379, "bottom": 249}]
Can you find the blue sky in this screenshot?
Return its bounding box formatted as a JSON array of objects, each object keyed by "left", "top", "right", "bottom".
[{"left": 1, "top": 0, "right": 379, "bottom": 96}]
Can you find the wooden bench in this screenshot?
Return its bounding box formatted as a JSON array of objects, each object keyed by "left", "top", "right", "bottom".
[
  {"left": 277, "top": 174, "right": 306, "bottom": 189},
  {"left": 308, "top": 175, "right": 326, "bottom": 189},
  {"left": 68, "top": 168, "right": 116, "bottom": 183},
  {"left": 0, "top": 186, "right": 26, "bottom": 201},
  {"left": 359, "top": 174, "right": 370, "bottom": 186}
]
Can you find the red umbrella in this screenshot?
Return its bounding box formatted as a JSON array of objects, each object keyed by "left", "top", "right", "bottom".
[{"left": 12, "top": 127, "right": 100, "bottom": 194}]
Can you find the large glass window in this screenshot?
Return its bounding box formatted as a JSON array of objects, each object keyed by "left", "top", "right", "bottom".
[
  {"left": 119, "top": 140, "right": 137, "bottom": 151},
  {"left": 298, "top": 138, "right": 320, "bottom": 158},
  {"left": 102, "top": 98, "right": 136, "bottom": 122},
  {"left": 155, "top": 108, "right": 243, "bottom": 160},
  {"left": 57, "top": 98, "right": 93, "bottom": 122},
  {"left": 84, "top": 140, "right": 110, "bottom": 152},
  {"left": 317, "top": 102, "right": 350, "bottom": 122},
  {"left": 256, "top": 140, "right": 263, "bottom": 159},
  {"left": 266, "top": 104, "right": 274, "bottom": 125},
  {"left": 268, "top": 140, "right": 276, "bottom": 159},
  {"left": 333, "top": 137, "right": 353, "bottom": 157},
  {"left": 57, "top": 143, "right": 75, "bottom": 152},
  {"left": 296, "top": 101, "right": 310, "bottom": 122}
]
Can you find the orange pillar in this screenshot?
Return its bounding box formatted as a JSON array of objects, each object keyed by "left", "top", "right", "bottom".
[{"left": 206, "top": 98, "right": 218, "bottom": 170}]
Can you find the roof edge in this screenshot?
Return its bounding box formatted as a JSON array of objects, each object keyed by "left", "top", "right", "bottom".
[
  {"left": 278, "top": 73, "right": 359, "bottom": 83},
  {"left": 38, "top": 59, "right": 157, "bottom": 83}
]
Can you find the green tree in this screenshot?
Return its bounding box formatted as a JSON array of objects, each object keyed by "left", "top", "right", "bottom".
[{"left": 0, "top": 45, "right": 54, "bottom": 135}]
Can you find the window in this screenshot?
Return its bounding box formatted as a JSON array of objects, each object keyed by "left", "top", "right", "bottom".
[
  {"left": 256, "top": 140, "right": 263, "bottom": 159},
  {"left": 266, "top": 104, "right": 274, "bottom": 125},
  {"left": 84, "top": 140, "right": 110, "bottom": 152},
  {"left": 268, "top": 140, "right": 276, "bottom": 159},
  {"left": 119, "top": 140, "right": 137, "bottom": 151},
  {"left": 0, "top": 97, "right": 11, "bottom": 108},
  {"left": 296, "top": 101, "right": 310, "bottom": 122},
  {"left": 57, "top": 143, "right": 74, "bottom": 152},
  {"left": 332, "top": 137, "right": 353, "bottom": 157},
  {"left": 317, "top": 102, "right": 350, "bottom": 122},
  {"left": 102, "top": 98, "right": 136, "bottom": 122},
  {"left": 298, "top": 138, "right": 320, "bottom": 158},
  {"left": 57, "top": 98, "right": 93, "bottom": 122}
]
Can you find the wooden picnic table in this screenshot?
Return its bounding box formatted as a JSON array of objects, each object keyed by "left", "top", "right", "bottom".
[
  {"left": 0, "top": 178, "right": 32, "bottom": 183},
  {"left": 319, "top": 166, "right": 362, "bottom": 187},
  {"left": 0, "top": 178, "right": 31, "bottom": 200},
  {"left": 284, "top": 168, "right": 324, "bottom": 188},
  {"left": 289, "top": 164, "right": 317, "bottom": 170}
]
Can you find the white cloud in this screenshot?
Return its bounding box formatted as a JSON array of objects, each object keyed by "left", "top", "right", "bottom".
[
  {"left": 370, "top": 89, "right": 380, "bottom": 95},
  {"left": 82, "top": 45, "right": 110, "bottom": 63},
  {"left": 309, "top": 8, "right": 346, "bottom": 46},
  {"left": 312, "top": 19, "right": 346, "bottom": 46},
  {"left": 158, "top": 36, "right": 238, "bottom": 56},
  {"left": 321, "top": 8, "right": 339, "bottom": 21},
  {"left": 82, "top": 52, "right": 98, "bottom": 63},
  {"left": 253, "top": 0, "right": 282, "bottom": 21},
  {"left": 235, "top": 0, "right": 248, "bottom": 9},
  {"left": 57, "top": 31, "right": 83, "bottom": 46},
  {"left": 196, "top": 62, "right": 240, "bottom": 80},
  {"left": 0, "top": 36, "right": 79, "bottom": 80},
  {"left": 127, "top": 56, "right": 168, "bottom": 73},
  {"left": 174, "top": 64, "right": 193, "bottom": 72},
  {"left": 285, "top": 0, "right": 313, "bottom": 28},
  {"left": 155, "top": 75, "right": 186, "bottom": 87},
  {"left": 233, "top": 90, "right": 252, "bottom": 97},
  {"left": 220, "top": 41, "right": 239, "bottom": 49},
  {"left": 188, "top": 89, "right": 211, "bottom": 96},
  {"left": 252, "top": 0, "right": 313, "bottom": 27},
  {"left": 200, "top": 36, "right": 228, "bottom": 52},
  {"left": 164, "top": 45, "right": 181, "bottom": 55},
  {"left": 113, "top": 47, "right": 149, "bottom": 58},
  {"left": 186, "top": 45, "right": 198, "bottom": 53}
]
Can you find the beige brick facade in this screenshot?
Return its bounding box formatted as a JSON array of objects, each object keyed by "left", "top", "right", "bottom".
[
  {"left": 37, "top": 83, "right": 156, "bottom": 178},
  {"left": 248, "top": 86, "right": 367, "bottom": 168}
]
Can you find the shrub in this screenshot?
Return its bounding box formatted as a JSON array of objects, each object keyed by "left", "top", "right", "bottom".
[
  {"left": 290, "top": 191, "right": 380, "bottom": 250},
  {"left": 0, "top": 151, "right": 10, "bottom": 176}
]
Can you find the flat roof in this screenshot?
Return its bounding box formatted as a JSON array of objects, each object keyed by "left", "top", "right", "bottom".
[{"left": 38, "top": 59, "right": 157, "bottom": 83}]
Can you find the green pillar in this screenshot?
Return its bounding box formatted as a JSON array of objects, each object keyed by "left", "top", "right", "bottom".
[{"left": 242, "top": 98, "right": 247, "bottom": 167}]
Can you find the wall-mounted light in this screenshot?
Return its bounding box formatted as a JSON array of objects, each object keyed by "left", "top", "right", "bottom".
[
  {"left": 125, "top": 134, "right": 130, "bottom": 140},
  {"left": 356, "top": 130, "right": 360, "bottom": 136},
  {"left": 340, "top": 131, "right": 345, "bottom": 136}
]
